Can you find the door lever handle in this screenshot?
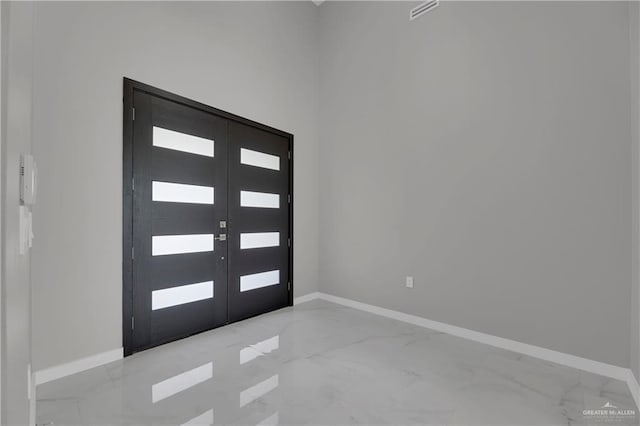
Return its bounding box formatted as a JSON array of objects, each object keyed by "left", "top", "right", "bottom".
[{"left": 214, "top": 234, "right": 227, "bottom": 241}]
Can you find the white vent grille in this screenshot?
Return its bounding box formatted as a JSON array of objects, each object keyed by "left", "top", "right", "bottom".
[{"left": 410, "top": 0, "right": 439, "bottom": 21}]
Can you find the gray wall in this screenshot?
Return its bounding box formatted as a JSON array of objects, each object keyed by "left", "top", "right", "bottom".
[
  {"left": 28, "top": 0, "right": 636, "bottom": 374},
  {"left": 632, "top": 1, "right": 640, "bottom": 380},
  {"left": 31, "top": 1, "right": 320, "bottom": 371},
  {"left": 318, "top": 1, "right": 632, "bottom": 367},
  {"left": 2, "top": 1, "right": 34, "bottom": 424}
]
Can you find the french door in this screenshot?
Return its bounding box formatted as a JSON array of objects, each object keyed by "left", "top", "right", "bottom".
[{"left": 123, "top": 79, "right": 292, "bottom": 355}]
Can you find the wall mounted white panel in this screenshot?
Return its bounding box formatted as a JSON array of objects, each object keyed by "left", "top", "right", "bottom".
[
  {"left": 240, "top": 191, "right": 280, "bottom": 209},
  {"left": 152, "top": 234, "right": 214, "bottom": 256},
  {"left": 152, "top": 362, "right": 213, "bottom": 403},
  {"left": 153, "top": 126, "right": 214, "bottom": 157},
  {"left": 240, "top": 232, "right": 280, "bottom": 250},
  {"left": 240, "top": 270, "right": 280, "bottom": 292},
  {"left": 152, "top": 281, "right": 214, "bottom": 310},
  {"left": 240, "top": 148, "right": 280, "bottom": 171},
  {"left": 152, "top": 181, "right": 214, "bottom": 205}
]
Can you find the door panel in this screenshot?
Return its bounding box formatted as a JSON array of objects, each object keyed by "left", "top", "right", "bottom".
[
  {"left": 131, "top": 91, "right": 228, "bottom": 352},
  {"left": 126, "top": 80, "right": 292, "bottom": 355},
  {"left": 227, "top": 122, "right": 291, "bottom": 323}
]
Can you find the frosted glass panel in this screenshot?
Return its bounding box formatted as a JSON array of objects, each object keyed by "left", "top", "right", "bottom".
[
  {"left": 240, "top": 191, "right": 279, "bottom": 209},
  {"left": 240, "top": 375, "right": 279, "bottom": 407},
  {"left": 152, "top": 234, "right": 214, "bottom": 256},
  {"left": 152, "top": 362, "right": 213, "bottom": 403},
  {"left": 153, "top": 127, "right": 214, "bottom": 157},
  {"left": 152, "top": 181, "right": 214, "bottom": 205},
  {"left": 240, "top": 148, "right": 280, "bottom": 171},
  {"left": 152, "top": 281, "right": 214, "bottom": 310},
  {"left": 240, "top": 270, "right": 280, "bottom": 292},
  {"left": 240, "top": 232, "right": 280, "bottom": 250}
]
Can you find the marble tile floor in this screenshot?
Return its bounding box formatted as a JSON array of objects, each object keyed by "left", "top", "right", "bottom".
[{"left": 36, "top": 299, "right": 638, "bottom": 426}]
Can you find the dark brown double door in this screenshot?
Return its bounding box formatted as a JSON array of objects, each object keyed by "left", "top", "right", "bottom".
[{"left": 124, "top": 81, "right": 292, "bottom": 355}]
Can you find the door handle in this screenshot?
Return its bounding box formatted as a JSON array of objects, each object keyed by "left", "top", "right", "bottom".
[{"left": 214, "top": 234, "right": 227, "bottom": 241}]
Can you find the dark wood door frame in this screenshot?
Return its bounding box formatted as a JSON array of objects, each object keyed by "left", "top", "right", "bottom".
[{"left": 122, "top": 78, "right": 294, "bottom": 356}]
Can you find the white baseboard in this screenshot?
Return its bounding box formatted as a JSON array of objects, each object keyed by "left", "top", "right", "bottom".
[
  {"left": 32, "top": 293, "right": 640, "bottom": 412},
  {"left": 316, "top": 293, "right": 629, "bottom": 380},
  {"left": 297, "top": 292, "right": 640, "bottom": 410},
  {"left": 34, "top": 348, "right": 123, "bottom": 386},
  {"left": 294, "top": 291, "right": 321, "bottom": 305},
  {"left": 32, "top": 293, "right": 319, "bottom": 386}
]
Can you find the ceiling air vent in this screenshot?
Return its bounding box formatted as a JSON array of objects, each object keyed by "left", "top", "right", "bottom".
[{"left": 410, "top": 0, "right": 439, "bottom": 21}]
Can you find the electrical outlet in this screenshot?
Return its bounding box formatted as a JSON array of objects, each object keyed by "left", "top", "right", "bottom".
[{"left": 406, "top": 276, "right": 414, "bottom": 288}]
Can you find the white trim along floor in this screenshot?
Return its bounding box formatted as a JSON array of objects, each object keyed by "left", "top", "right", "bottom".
[{"left": 35, "top": 293, "right": 639, "bottom": 425}]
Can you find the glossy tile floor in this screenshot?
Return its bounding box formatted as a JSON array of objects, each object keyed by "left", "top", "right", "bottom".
[{"left": 37, "top": 300, "right": 638, "bottom": 425}]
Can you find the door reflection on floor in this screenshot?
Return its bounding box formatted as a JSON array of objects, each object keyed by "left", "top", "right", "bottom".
[{"left": 141, "top": 331, "right": 282, "bottom": 425}]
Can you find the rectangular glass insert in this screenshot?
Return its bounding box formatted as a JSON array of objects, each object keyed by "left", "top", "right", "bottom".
[
  {"left": 240, "top": 148, "right": 280, "bottom": 171},
  {"left": 240, "top": 270, "right": 280, "bottom": 292},
  {"left": 240, "top": 232, "right": 280, "bottom": 250},
  {"left": 152, "top": 181, "right": 214, "bottom": 205},
  {"left": 240, "top": 191, "right": 280, "bottom": 209},
  {"left": 152, "top": 281, "right": 214, "bottom": 310},
  {"left": 152, "top": 234, "right": 214, "bottom": 256},
  {"left": 153, "top": 126, "right": 214, "bottom": 157}
]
